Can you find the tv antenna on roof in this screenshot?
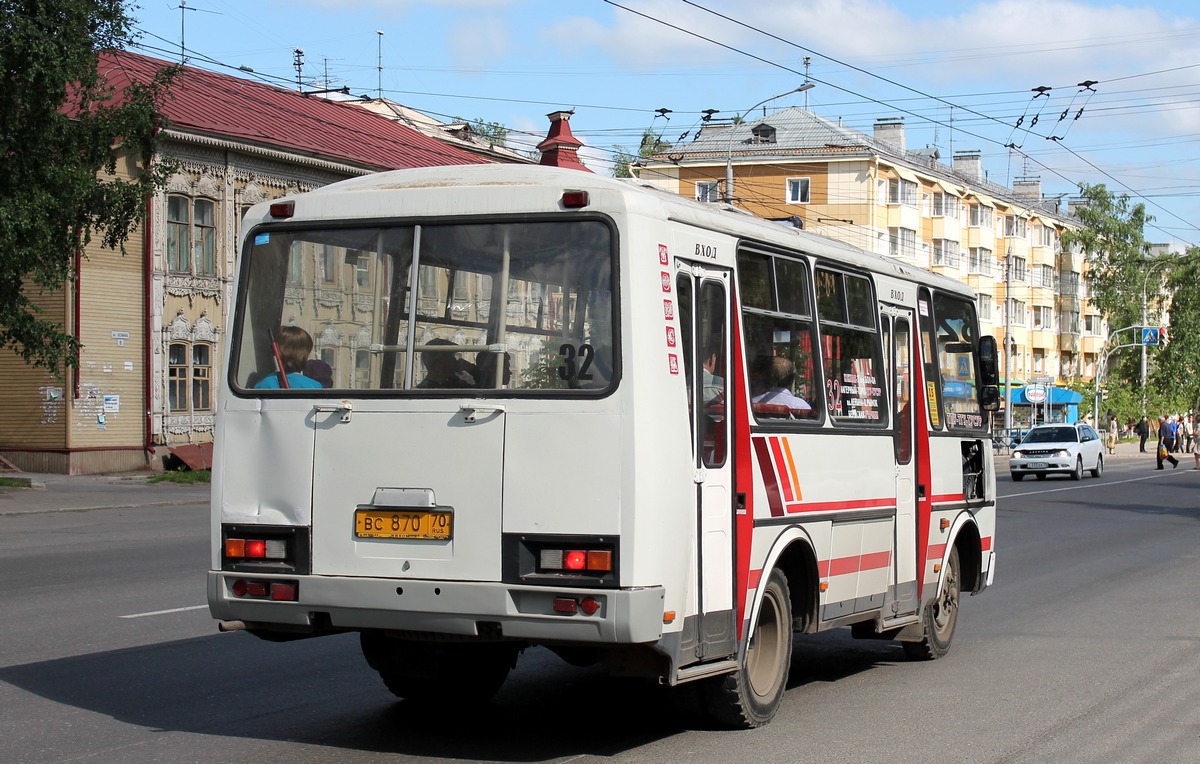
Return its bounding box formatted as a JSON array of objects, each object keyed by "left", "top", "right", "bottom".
[{"left": 175, "top": 0, "right": 220, "bottom": 64}]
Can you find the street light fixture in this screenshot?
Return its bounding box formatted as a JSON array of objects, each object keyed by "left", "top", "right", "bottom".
[{"left": 723, "top": 84, "right": 815, "bottom": 205}]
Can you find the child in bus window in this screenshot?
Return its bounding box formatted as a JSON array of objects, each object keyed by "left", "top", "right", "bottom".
[{"left": 256, "top": 326, "right": 324, "bottom": 389}]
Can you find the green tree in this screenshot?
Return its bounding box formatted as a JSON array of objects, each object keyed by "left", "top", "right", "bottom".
[
  {"left": 1, "top": 0, "right": 176, "bottom": 375},
  {"left": 612, "top": 128, "right": 672, "bottom": 178},
  {"left": 454, "top": 117, "right": 509, "bottom": 146},
  {"left": 1154, "top": 247, "right": 1200, "bottom": 412},
  {"left": 1059, "top": 183, "right": 1154, "bottom": 388}
]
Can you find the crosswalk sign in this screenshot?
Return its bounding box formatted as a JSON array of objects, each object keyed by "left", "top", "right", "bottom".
[{"left": 1142, "top": 327, "right": 1165, "bottom": 346}]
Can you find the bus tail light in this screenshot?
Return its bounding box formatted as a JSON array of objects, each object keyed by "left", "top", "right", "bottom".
[
  {"left": 561, "top": 190, "right": 589, "bottom": 208},
  {"left": 508, "top": 534, "right": 618, "bottom": 587},
  {"left": 540, "top": 547, "right": 613, "bottom": 572},
  {"left": 230, "top": 578, "right": 298, "bottom": 601},
  {"left": 269, "top": 200, "right": 294, "bottom": 218},
  {"left": 225, "top": 537, "right": 287, "bottom": 560}
]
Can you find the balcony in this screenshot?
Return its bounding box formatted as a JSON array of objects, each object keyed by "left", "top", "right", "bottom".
[{"left": 1080, "top": 335, "right": 1106, "bottom": 354}]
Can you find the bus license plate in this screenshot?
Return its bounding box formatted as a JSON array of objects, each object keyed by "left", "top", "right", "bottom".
[{"left": 355, "top": 509, "right": 452, "bottom": 540}]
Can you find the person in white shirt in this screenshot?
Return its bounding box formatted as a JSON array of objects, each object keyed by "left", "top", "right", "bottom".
[{"left": 752, "top": 356, "right": 811, "bottom": 412}]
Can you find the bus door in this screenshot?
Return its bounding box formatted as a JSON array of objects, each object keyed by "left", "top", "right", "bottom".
[
  {"left": 676, "top": 263, "right": 736, "bottom": 659},
  {"left": 882, "top": 306, "right": 919, "bottom": 618}
]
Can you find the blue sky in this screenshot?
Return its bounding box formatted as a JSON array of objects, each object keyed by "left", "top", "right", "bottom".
[{"left": 128, "top": 0, "right": 1200, "bottom": 247}]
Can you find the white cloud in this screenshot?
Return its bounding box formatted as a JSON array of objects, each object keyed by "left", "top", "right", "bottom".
[{"left": 447, "top": 15, "right": 511, "bottom": 71}]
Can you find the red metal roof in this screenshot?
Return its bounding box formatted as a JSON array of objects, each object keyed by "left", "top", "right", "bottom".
[{"left": 99, "top": 50, "right": 489, "bottom": 171}]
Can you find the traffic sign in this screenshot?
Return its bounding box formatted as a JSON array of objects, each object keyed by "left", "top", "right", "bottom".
[{"left": 1142, "top": 327, "right": 1162, "bottom": 345}]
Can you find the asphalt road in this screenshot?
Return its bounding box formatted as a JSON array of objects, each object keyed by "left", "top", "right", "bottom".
[{"left": 1, "top": 454, "right": 1197, "bottom": 763}]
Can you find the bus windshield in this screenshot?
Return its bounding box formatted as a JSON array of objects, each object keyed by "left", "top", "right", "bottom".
[{"left": 232, "top": 219, "right": 615, "bottom": 393}]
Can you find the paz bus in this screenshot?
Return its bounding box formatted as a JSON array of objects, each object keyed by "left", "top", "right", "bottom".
[{"left": 208, "top": 164, "right": 1000, "bottom": 728}]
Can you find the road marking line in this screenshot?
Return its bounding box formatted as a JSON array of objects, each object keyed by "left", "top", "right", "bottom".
[
  {"left": 119, "top": 605, "right": 208, "bottom": 619},
  {"left": 1001, "top": 472, "right": 1172, "bottom": 499}
]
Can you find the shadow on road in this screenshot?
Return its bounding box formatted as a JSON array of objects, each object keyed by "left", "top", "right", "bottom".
[{"left": 1, "top": 627, "right": 898, "bottom": 758}]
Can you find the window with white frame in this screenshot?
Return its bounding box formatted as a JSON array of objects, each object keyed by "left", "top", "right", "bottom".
[
  {"left": 168, "top": 341, "right": 213, "bottom": 413},
  {"left": 1004, "top": 215, "right": 1027, "bottom": 238},
  {"left": 969, "top": 247, "right": 993, "bottom": 275},
  {"left": 968, "top": 203, "right": 993, "bottom": 228},
  {"left": 888, "top": 227, "right": 917, "bottom": 259},
  {"left": 696, "top": 181, "right": 720, "bottom": 202},
  {"left": 1009, "top": 256, "right": 1028, "bottom": 283},
  {"left": 1084, "top": 314, "right": 1103, "bottom": 335},
  {"left": 933, "top": 192, "right": 959, "bottom": 218},
  {"left": 1040, "top": 225, "right": 1057, "bottom": 248},
  {"left": 1062, "top": 311, "right": 1079, "bottom": 334},
  {"left": 166, "top": 195, "right": 217, "bottom": 275},
  {"left": 1033, "top": 264, "right": 1056, "bottom": 288},
  {"left": 888, "top": 177, "right": 917, "bottom": 206},
  {"left": 1061, "top": 271, "right": 1080, "bottom": 295},
  {"left": 1033, "top": 305, "right": 1054, "bottom": 330},
  {"left": 786, "top": 177, "right": 810, "bottom": 204},
  {"left": 1007, "top": 298, "right": 1027, "bottom": 325},
  {"left": 977, "top": 293, "right": 992, "bottom": 321},
  {"left": 933, "top": 239, "right": 960, "bottom": 267},
  {"left": 1033, "top": 350, "right": 1045, "bottom": 373}
]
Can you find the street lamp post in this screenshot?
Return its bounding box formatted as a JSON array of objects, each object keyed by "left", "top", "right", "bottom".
[
  {"left": 1141, "top": 259, "right": 1170, "bottom": 417},
  {"left": 723, "top": 84, "right": 814, "bottom": 205}
]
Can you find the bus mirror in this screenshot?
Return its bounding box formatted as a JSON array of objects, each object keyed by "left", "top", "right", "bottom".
[
  {"left": 980, "top": 384, "right": 1000, "bottom": 412},
  {"left": 978, "top": 336, "right": 999, "bottom": 387}
]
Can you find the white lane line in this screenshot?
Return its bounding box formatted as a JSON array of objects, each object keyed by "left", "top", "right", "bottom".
[
  {"left": 119, "top": 604, "right": 208, "bottom": 619},
  {"left": 1001, "top": 471, "right": 1177, "bottom": 499}
]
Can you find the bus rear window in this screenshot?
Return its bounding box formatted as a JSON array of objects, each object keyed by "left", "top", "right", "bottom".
[{"left": 232, "top": 220, "right": 615, "bottom": 394}]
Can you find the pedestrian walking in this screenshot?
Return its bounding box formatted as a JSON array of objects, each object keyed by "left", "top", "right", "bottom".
[
  {"left": 1156, "top": 415, "right": 1180, "bottom": 469},
  {"left": 1136, "top": 416, "right": 1150, "bottom": 453}
]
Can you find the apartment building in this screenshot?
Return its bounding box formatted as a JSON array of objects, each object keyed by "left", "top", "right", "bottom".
[{"left": 639, "top": 108, "right": 1105, "bottom": 390}]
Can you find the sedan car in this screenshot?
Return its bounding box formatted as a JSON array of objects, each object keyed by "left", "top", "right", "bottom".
[{"left": 1009, "top": 423, "right": 1105, "bottom": 481}]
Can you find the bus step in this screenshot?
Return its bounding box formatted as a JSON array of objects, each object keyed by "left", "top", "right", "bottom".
[{"left": 673, "top": 658, "right": 739, "bottom": 685}]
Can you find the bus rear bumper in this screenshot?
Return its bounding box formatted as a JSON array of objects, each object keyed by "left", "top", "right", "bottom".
[{"left": 207, "top": 571, "right": 666, "bottom": 644}]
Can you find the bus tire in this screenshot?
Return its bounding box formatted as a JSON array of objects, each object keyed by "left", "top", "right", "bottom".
[
  {"left": 702, "top": 568, "right": 792, "bottom": 728},
  {"left": 902, "top": 546, "right": 959, "bottom": 661},
  {"left": 360, "top": 633, "right": 518, "bottom": 704}
]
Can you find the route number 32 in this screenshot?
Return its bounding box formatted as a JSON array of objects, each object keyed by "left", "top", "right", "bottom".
[{"left": 558, "top": 343, "right": 595, "bottom": 383}]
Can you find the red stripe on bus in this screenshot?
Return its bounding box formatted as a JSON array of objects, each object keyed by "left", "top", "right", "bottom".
[
  {"left": 747, "top": 568, "right": 762, "bottom": 591},
  {"left": 820, "top": 550, "right": 892, "bottom": 577},
  {"left": 927, "top": 542, "right": 947, "bottom": 560},
  {"left": 752, "top": 437, "right": 786, "bottom": 518},
  {"left": 769, "top": 437, "right": 795, "bottom": 502},
  {"left": 785, "top": 496, "right": 895, "bottom": 513},
  {"left": 931, "top": 493, "right": 964, "bottom": 504}
]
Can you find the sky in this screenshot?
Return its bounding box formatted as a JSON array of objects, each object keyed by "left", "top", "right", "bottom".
[{"left": 128, "top": 0, "right": 1200, "bottom": 248}]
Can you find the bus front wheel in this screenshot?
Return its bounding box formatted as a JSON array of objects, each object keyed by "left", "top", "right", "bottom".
[
  {"left": 902, "top": 546, "right": 960, "bottom": 660},
  {"left": 360, "top": 632, "right": 519, "bottom": 704},
  {"left": 702, "top": 568, "right": 793, "bottom": 728}
]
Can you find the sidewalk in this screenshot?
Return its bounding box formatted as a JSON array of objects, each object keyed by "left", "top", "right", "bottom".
[{"left": 0, "top": 471, "right": 210, "bottom": 516}]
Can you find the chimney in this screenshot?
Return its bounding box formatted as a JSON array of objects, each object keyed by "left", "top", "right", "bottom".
[
  {"left": 953, "top": 150, "right": 983, "bottom": 181},
  {"left": 873, "top": 117, "right": 905, "bottom": 151},
  {"left": 1013, "top": 177, "right": 1042, "bottom": 200},
  {"left": 536, "top": 110, "right": 591, "bottom": 172}
]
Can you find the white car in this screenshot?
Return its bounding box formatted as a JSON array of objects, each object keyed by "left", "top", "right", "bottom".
[{"left": 1010, "top": 423, "right": 1105, "bottom": 481}]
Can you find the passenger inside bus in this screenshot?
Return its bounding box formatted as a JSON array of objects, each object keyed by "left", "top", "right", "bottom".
[
  {"left": 255, "top": 325, "right": 324, "bottom": 389},
  {"left": 702, "top": 351, "right": 724, "bottom": 403},
  {"left": 417, "top": 338, "right": 477, "bottom": 389},
  {"left": 475, "top": 350, "right": 512, "bottom": 389},
  {"left": 752, "top": 356, "right": 812, "bottom": 415}
]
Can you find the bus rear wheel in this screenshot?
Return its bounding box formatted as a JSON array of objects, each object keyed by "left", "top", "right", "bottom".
[
  {"left": 702, "top": 568, "right": 792, "bottom": 728},
  {"left": 360, "top": 632, "right": 519, "bottom": 704},
  {"left": 903, "top": 546, "right": 959, "bottom": 660}
]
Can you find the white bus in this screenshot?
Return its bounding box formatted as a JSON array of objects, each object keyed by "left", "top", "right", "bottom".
[{"left": 209, "top": 165, "right": 1000, "bottom": 727}]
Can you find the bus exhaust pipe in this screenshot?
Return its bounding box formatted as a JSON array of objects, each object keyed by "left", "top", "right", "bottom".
[{"left": 218, "top": 620, "right": 246, "bottom": 632}]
